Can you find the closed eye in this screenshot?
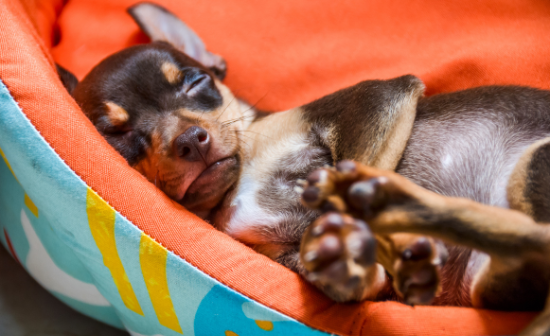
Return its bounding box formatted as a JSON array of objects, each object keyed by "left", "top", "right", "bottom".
[
  {"left": 181, "top": 68, "right": 211, "bottom": 96},
  {"left": 185, "top": 73, "right": 209, "bottom": 94}
]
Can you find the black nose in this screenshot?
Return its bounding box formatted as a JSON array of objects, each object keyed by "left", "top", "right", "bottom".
[{"left": 174, "top": 126, "right": 211, "bottom": 162}]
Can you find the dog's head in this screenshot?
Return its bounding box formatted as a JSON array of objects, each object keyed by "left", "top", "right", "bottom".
[{"left": 59, "top": 3, "right": 250, "bottom": 218}]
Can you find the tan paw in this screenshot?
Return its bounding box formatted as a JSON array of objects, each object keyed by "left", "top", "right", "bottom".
[
  {"left": 300, "top": 160, "right": 411, "bottom": 219},
  {"left": 392, "top": 236, "right": 448, "bottom": 305},
  {"left": 300, "top": 212, "right": 379, "bottom": 302},
  {"left": 301, "top": 160, "right": 447, "bottom": 305}
]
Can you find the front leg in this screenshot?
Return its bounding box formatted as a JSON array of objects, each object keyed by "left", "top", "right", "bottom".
[
  {"left": 305, "top": 161, "right": 550, "bottom": 262},
  {"left": 302, "top": 160, "right": 550, "bottom": 336},
  {"left": 300, "top": 161, "right": 448, "bottom": 304}
]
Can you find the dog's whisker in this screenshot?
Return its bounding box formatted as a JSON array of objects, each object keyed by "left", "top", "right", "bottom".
[
  {"left": 216, "top": 96, "right": 236, "bottom": 122},
  {"left": 236, "top": 129, "right": 274, "bottom": 140},
  {"left": 242, "top": 91, "right": 270, "bottom": 115},
  {"left": 222, "top": 115, "right": 254, "bottom": 127}
]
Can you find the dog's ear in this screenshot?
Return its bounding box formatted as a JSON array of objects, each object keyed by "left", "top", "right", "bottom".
[
  {"left": 56, "top": 64, "right": 79, "bottom": 95},
  {"left": 128, "top": 2, "right": 227, "bottom": 80},
  {"left": 302, "top": 75, "right": 425, "bottom": 171}
]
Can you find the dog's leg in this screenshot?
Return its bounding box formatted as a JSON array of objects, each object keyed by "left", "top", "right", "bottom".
[
  {"left": 301, "top": 159, "right": 550, "bottom": 314},
  {"left": 300, "top": 162, "right": 449, "bottom": 303}
]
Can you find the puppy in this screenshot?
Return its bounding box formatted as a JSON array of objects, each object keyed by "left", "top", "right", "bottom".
[
  {"left": 58, "top": 4, "right": 252, "bottom": 221},
  {"left": 57, "top": 3, "right": 550, "bottom": 335}
]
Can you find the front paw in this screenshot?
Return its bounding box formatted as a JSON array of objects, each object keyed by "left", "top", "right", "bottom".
[
  {"left": 300, "top": 160, "right": 413, "bottom": 221},
  {"left": 301, "top": 160, "right": 446, "bottom": 305},
  {"left": 300, "top": 212, "right": 385, "bottom": 302}
]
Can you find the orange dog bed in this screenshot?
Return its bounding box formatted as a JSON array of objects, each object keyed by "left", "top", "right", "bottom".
[{"left": 2, "top": 0, "right": 548, "bottom": 334}]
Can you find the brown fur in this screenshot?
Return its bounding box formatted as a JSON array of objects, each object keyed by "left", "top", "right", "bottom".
[
  {"left": 507, "top": 140, "right": 541, "bottom": 218},
  {"left": 301, "top": 75, "right": 424, "bottom": 167}
]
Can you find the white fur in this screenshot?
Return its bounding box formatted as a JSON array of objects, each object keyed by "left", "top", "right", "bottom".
[
  {"left": 224, "top": 170, "right": 282, "bottom": 241},
  {"left": 224, "top": 126, "right": 311, "bottom": 242}
]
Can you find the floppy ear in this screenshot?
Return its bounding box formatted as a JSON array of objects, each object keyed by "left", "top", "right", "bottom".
[
  {"left": 128, "top": 2, "right": 227, "bottom": 80},
  {"left": 56, "top": 64, "right": 79, "bottom": 94},
  {"left": 302, "top": 75, "right": 425, "bottom": 171}
]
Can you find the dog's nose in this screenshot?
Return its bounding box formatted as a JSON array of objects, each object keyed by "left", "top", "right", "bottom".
[{"left": 174, "top": 126, "right": 210, "bottom": 162}]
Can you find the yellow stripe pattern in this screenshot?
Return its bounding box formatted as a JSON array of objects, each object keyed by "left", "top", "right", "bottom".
[
  {"left": 0, "top": 147, "right": 39, "bottom": 218},
  {"left": 86, "top": 189, "right": 143, "bottom": 315},
  {"left": 140, "top": 233, "right": 182, "bottom": 333},
  {"left": 0, "top": 146, "right": 17, "bottom": 181},
  {"left": 255, "top": 320, "right": 274, "bottom": 331},
  {"left": 24, "top": 193, "right": 39, "bottom": 217}
]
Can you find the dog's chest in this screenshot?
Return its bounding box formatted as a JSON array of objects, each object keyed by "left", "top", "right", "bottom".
[{"left": 222, "top": 139, "right": 331, "bottom": 253}]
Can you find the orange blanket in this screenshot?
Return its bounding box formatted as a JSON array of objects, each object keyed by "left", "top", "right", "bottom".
[{"left": 10, "top": 0, "right": 549, "bottom": 334}]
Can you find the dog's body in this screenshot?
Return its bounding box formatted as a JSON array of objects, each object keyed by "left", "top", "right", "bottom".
[
  {"left": 57, "top": 3, "right": 550, "bottom": 335},
  {"left": 219, "top": 81, "right": 550, "bottom": 310}
]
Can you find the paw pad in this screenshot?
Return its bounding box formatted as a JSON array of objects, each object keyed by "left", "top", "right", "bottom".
[{"left": 301, "top": 213, "right": 377, "bottom": 279}]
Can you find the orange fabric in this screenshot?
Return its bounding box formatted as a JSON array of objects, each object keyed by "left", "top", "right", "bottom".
[
  {"left": 53, "top": 0, "right": 550, "bottom": 110},
  {"left": 17, "top": 0, "right": 64, "bottom": 49},
  {"left": 0, "top": 0, "right": 544, "bottom": 334}
]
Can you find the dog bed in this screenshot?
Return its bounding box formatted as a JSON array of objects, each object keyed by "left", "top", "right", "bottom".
[{"left": 0, "top": 0, "right": 547, "bottom": 335}]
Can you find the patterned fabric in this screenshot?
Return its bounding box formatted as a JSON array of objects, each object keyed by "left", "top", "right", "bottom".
[{"left": 0, "top": 80, "right": 327, "bottom": 336}]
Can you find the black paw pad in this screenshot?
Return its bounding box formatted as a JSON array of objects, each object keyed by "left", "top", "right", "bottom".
[
  {"left": 311, "top": 213, "right": 345, "bottom": 236},
  {"left": 347, "top": 178, "right": 386, "bottom": 213},
  {"left": 402, "top": 237, "right": 432, "bottom": 261},
  {"left": 347, "top": 220, "right": 377, "bottom": 266},
  {"left": 302, "top": 186, "right": 320, "bottom": 203},
  {"left": 404, "top": 282, "right": 439, "bottom": 306},
  {"left": 316, "top": 234, "right": 343, "bottom": 261},
  {"left": 307, "top": 169, "right": 326, "bottom": 184}
]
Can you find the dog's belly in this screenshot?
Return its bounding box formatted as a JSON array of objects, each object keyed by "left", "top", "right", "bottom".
[
  {"left": 398, "top": 103, "right": 550, "bottom": 305},
  {"left": 398, "top": 116, "right": 539, "bottom": 208}
]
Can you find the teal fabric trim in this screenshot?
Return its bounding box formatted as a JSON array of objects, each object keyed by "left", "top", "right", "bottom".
[{"left": 0, "top": 80, "right": 329, "bottom": 336}]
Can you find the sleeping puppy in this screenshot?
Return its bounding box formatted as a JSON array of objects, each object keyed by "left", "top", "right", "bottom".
[
  {"left": 57, "top": 3, "right": 550, "bottom": 335},
  {"left": 58, "top": 4, "right": 251, "bottom": 220}
]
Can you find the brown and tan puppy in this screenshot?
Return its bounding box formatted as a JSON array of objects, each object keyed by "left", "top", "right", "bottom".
[
  {"left": 58, "top": 3, "right": 253, "bottom": 220},
  {"left": 57, "top": 3, "right": 550, "bottom": 335}
]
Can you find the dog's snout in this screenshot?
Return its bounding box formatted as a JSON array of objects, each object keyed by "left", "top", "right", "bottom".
[{"left": 174, "top": 126, "right": 210, "bottom": 162}]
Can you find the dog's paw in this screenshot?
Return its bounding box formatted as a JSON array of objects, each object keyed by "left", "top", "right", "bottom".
[
  {"left": 301, "top": 160, "right": 447, "bottom": 305},
  {"left": 300, "top": 212, "right": 383, "bottom": 302},
  {"left": 300, "top": 160, "right": 411, "bottom": 220},
  {"left": 392, "top": 236, "right": 448, "bottom": 305}
]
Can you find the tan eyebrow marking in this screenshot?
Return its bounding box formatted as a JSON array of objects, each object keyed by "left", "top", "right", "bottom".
[
  {"left": 161, "top": 62, "right": 181, "bottom": 84},
  {"left": 104, "top": 102, "right": 130, "bottom": 126}
]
